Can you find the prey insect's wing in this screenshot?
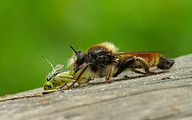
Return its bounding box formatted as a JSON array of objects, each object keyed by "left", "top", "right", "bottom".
[{"left": 52, "top": 64, "right": 64, "bottom": 73}]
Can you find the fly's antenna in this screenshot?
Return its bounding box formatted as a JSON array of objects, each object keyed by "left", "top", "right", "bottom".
[
  {"left": 70, "top": 45, "right": 77, "bottom": 54},
  {"left": 41, "top": 55, "right": 54, "bottom": 69}
]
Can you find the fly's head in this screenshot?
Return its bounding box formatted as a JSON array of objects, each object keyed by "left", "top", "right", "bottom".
[{"left": 68, "top": 45, "right": 87, "bottom": 73}]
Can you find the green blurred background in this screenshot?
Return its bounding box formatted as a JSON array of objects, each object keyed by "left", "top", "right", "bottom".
[{"left": 0, "top": 0, "right": 192, "bottom": 96}]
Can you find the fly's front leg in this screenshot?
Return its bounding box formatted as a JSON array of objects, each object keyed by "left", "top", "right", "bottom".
[{"left": 67, "top": 63, "right": 91, "bottom": 89}]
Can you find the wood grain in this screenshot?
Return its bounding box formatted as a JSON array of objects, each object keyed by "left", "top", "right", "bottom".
[{"left": 1, "top": 54, "right": 192, "bottom": 120}]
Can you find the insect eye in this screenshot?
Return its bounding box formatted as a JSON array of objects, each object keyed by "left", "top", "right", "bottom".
[
  {"left": 77, "top": 52, "right": 85, "bottom": 65},
  {"left": 46, "top": 76, "right": 51, "bottom": 81},
  {"left": 46, "top": 74, "right": 54, "bottom": 81},
  {"left": 43, "top": 84, "right": 48, "bottom": 90},
  {"left": 46, "top": 84, "right": 52, "bottom": 89}
]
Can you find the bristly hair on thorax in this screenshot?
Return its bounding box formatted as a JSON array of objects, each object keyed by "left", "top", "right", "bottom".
[
  {"left": 67, "top": 42, "right": 118, "bottom": 67},
  {"left": 96, "top": 42, "right": 119, "bottom": 53}
]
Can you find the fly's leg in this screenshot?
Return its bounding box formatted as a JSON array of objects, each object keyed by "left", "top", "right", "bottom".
[
  {"left": 134, "top": 57, "right": 165, "bottom": 75},
  {"left": 77, "top": 77, "right": 92, "bottom": 85},
  {"left": 67, "top": 63, "right": 92, "bottom": 90},
  {"left": 106, "top": 65, "right": 113, "bottom": 83},
  {"left": 113, "top": 57, "right": 135, "bottom": 77}
]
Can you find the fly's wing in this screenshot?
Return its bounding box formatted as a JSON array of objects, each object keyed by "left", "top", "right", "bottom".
[{"left": 114, "top": 51, "right": 165, "bottom": 56}]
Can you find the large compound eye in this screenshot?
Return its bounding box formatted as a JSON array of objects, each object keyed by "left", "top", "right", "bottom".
[
  {"left": 77, "top": 52, "right": 85, "bottom": 65},
  {"left": 46, "top": 74, "right": 54, "bottom": 81},
  {"left": 47, "top": 84, "right": 52, "bottom": 89},
  {"left": 43, "top": 84, "right": 52, "bottom": 90}
]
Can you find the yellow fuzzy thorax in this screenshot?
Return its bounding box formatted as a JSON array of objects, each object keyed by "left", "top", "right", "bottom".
[
  {"left": 94, "top": 42, "right": 118, "bottom": 53},
  {"left": 68, "top": 42, "right": 118, "bottom": 67}
]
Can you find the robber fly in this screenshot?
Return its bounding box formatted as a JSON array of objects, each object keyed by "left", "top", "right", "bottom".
[
  {"left": 42, "top": 55, "right": 89, "bottom": 90},
  {"left": 67, "top": 42, "right": 175, "bottom": 89}
]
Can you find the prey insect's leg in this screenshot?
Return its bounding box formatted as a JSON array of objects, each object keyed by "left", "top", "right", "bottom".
[
  {"left": 106, "top": 65, "right": 113, "bottom": 83},
  {"left": 67, "top": 63, "right": 92, "bottom": 89},
  {"left": 58, "top": 83, "right": 67, "bottom": 89},
  {"left": 77, "top": 78, "right": 90, "bottom": 85},
  {"left": 113, "top": 57, "right": 135, "bottom": 77}
]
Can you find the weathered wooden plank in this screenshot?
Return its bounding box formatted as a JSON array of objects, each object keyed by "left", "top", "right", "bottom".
[{"left": 1, "top": 54, "right": 192, "bottom": 120}]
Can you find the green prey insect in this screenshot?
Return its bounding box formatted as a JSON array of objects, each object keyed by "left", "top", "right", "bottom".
[{"left": 42, "top": 55, "right": 90, "bottom": 90}]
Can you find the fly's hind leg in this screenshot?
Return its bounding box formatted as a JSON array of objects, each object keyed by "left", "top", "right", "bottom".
[
  {"left": 134, "top": 57, "right": 165, "bottom": 75},
  {"left": 113, "top": 57, "right": 135, "bottom": 77}
]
